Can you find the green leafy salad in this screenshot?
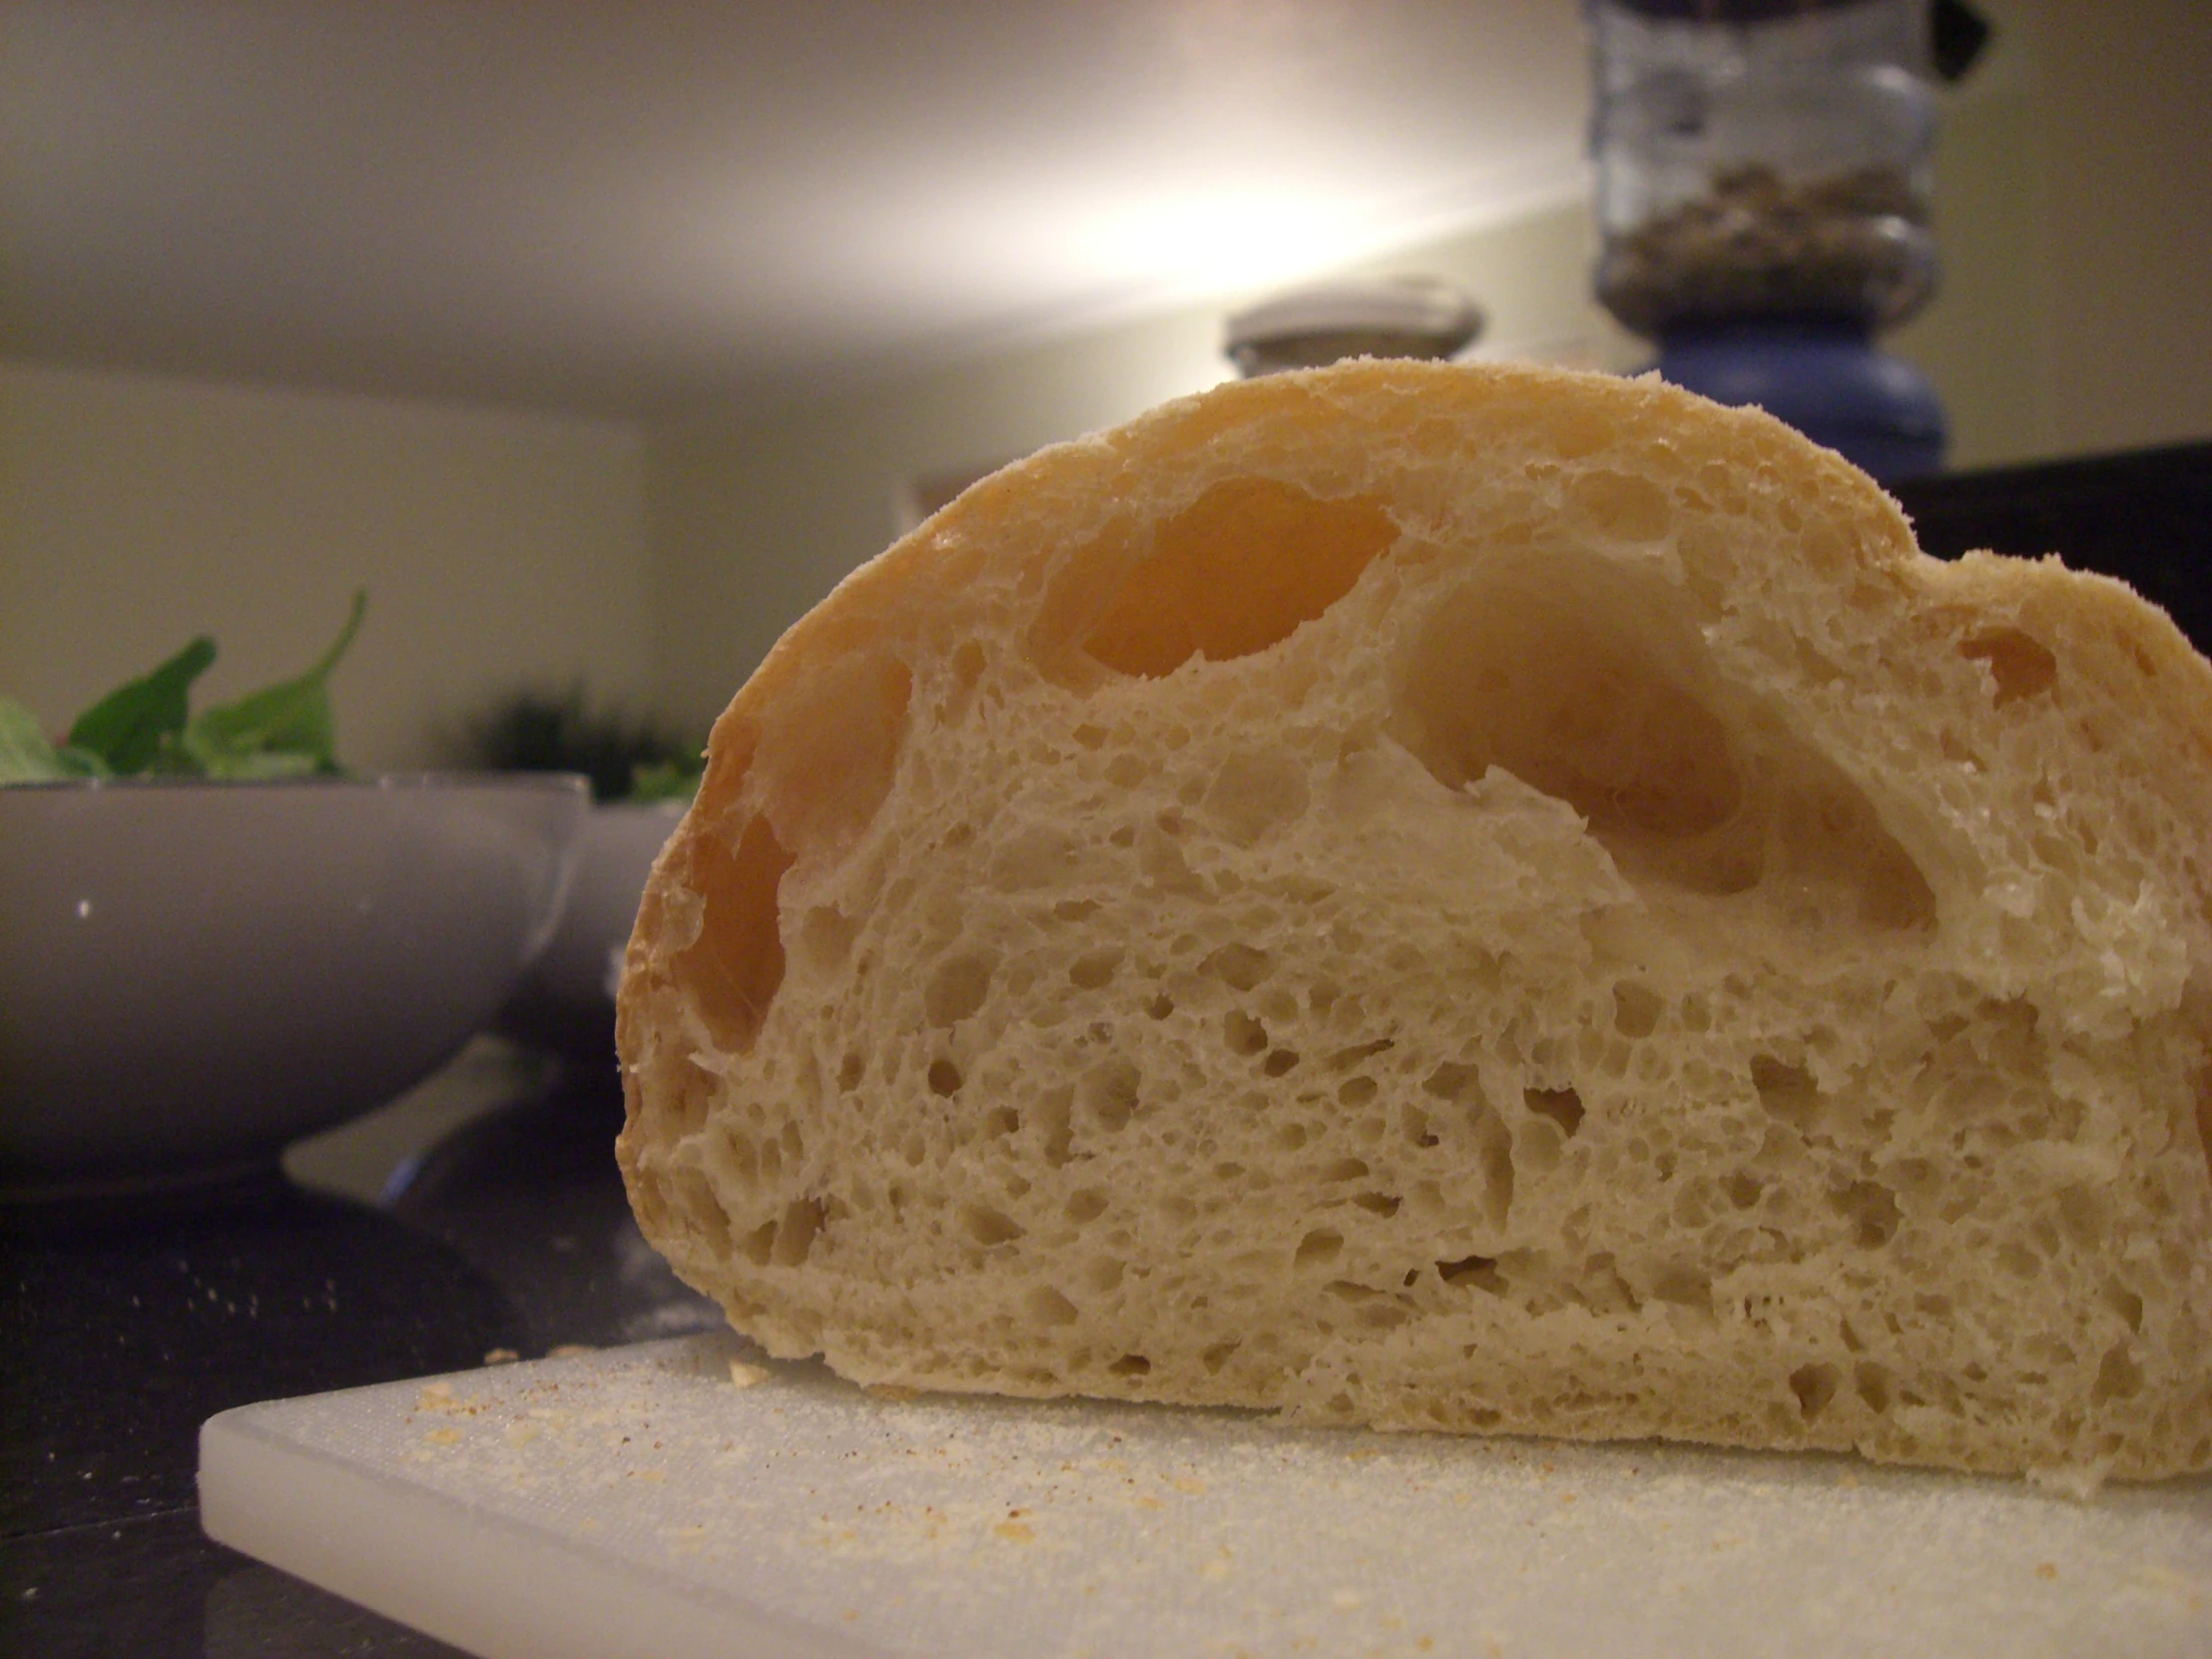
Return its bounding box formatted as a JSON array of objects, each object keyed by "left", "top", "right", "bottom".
[
  {"left": 0, "top": 591, "right": 366, "bottom": 785},
  {"left": 458, "top": 686, "right": 702, "bottom": 804}
]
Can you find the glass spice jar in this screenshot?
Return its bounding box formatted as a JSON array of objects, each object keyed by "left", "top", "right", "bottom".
[{"left": 1587, "top": 0, "right": 1947, "bottom": 479}]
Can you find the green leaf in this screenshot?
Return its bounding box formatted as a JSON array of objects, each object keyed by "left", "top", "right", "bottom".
[
  {"left": 0, "top": 697, "right": 72, "bottom": 783},
  {"left": 64, "top": 635, "right": 217, "bottom": 774},
  {"left": 194, "top": 747, "right": 322, "bottom": 782},
  {"left": 184, "top": 590, "right": 366, "bottom": 776},
  {"left": 628, "top": 757, "right": 702, "bottom": 804},
  {"left": 53, "top": 744, "right": 115, "bottom": 779}
]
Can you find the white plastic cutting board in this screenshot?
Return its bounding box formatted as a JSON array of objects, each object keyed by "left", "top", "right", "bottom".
[{"left": 201, "top": 1333, "right": 2212, "bottom": 1659}]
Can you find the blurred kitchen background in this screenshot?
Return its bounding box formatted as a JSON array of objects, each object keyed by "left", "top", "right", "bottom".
[{"left": 3, "top": 0, "right": 2207, "bottom": 775}]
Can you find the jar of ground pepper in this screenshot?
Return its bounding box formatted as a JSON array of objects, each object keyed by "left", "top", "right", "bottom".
[{"left": 1588, "top": 0, "right": 1947, "bottom": 478}]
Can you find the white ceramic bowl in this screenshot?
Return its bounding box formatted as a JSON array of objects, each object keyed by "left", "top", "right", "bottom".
[
  {"left": 501, "top": 800, "right": 684, "bottom": 1056},
  {"left": 0, "top": 774, "right": 587, "bottom": 1198},
  {"left": 526, "top": 802, "right": 685, "bottom": 1012}
]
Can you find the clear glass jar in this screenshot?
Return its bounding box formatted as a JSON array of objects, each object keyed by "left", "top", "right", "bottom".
[{"left": 1589, "top": 0, "right": 1939, "bottom": 339}]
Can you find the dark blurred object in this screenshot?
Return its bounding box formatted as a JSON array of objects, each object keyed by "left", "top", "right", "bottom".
[
  {"left": 1931, "top": 0, "right": 1992, "bottom": 83},
  {"left": 457, "top": 686, "right": 701, "bottom": 805},
  {"left": 1893, "top": 441, "right": 2212, "bottom": 652}
]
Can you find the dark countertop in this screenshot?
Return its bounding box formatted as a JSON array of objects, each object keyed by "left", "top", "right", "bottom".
[{"left": 1, "top": 1050, "right": 721, "bottom": 1659}]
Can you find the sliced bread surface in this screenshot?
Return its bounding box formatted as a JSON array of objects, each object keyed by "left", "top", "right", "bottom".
[{"left": 617, "top": 359, "right": 2212, "bottom": 1482}]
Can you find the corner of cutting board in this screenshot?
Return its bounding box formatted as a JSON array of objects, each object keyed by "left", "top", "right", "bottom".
[{"left": 196, "top": 1391, "right": 886, "bottom": 1659}]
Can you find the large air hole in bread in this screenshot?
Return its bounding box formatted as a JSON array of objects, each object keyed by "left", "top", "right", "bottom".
[
  {"left": 666, "top": 651, "right": 913, "bottom": 1051},
  {"left": 1388, "top": 548, "right": 1936, "bottom": 931},
  {"left": 1387, "top": 549, "right": 1750, "bottom": 889},
  {"left": 618, "top": 359, "right": 2212, "bottom": 1485},
  {"left": 1050, "top": 477, "right": 1396, "bottom": 678},
  {"left": 666, "top": 806, "right": 795, "bottom": 1053}
]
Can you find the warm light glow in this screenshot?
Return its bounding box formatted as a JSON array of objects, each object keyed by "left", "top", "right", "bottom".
[{"left": 1061, "top": 188, "right": 1381, "bottom": 297}]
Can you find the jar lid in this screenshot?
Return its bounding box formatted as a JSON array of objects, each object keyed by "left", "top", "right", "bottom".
[{"left": 1224, "top": 277, "right": 1484, "bottom": 376}]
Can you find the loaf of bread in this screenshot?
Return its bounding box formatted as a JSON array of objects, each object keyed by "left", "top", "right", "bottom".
[{"left": 617, "top": 359, "right": 2212, "bottom": 1484}]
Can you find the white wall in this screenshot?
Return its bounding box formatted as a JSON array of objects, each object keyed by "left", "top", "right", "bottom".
[
  {"left": 2029, "top": 0, "right": 2212, "bottom": 458},
  {"left": 1885, "top": 0, "right": 2212, "bottom": 467},
  {"left": 0, "top": 361, "right": 650, "bottom": 771}
]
